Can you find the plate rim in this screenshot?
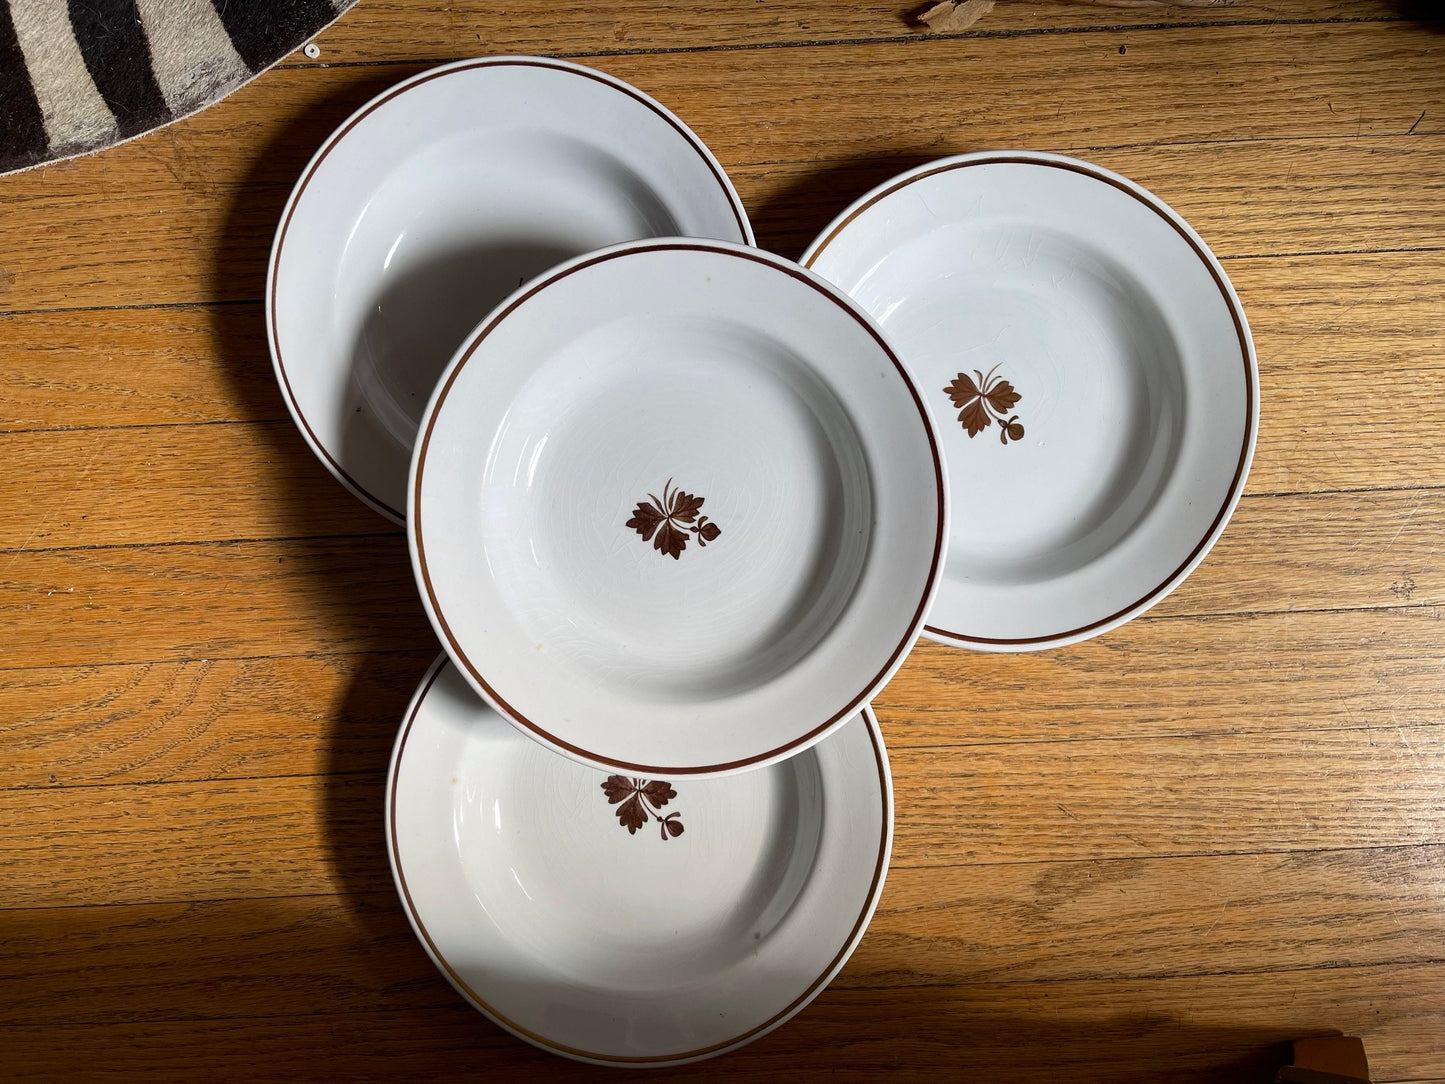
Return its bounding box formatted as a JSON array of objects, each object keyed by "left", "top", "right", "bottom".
[
  {"left": 265, "top": 55, "right": 755, "bottom": 525},
  {"left": 801, "top": 150, "right": 1260, "bottom": 651},
  {"left": 408, "top": 237, "right": 948, "bottom": 776},
  {"left": 385, "top": 654, "right": 895, "bottom": 1067}
]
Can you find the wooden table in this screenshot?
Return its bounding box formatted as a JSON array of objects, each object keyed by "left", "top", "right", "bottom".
[{"left": 1, "top": 1, "right": 1442, "bottom": 1079}]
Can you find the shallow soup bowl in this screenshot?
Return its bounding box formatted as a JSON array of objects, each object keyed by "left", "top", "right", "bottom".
[
  {"left": 388, "top": 657, "right": 894, "bottom": 1064},
  {"left": 408, "top": 238, "right": 948, "bottom": 775},
  {"left": 803, "top": 151, "right": 1259, "bottom": 650}
]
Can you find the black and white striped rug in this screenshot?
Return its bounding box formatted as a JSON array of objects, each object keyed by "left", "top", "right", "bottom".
[{"left": 0, "top": 0, "right": 355, "bottom": 175}]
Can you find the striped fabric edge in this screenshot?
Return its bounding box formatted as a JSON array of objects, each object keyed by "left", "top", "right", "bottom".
[{"left": 0, "top": 0, "right": 356, "bottom": 176}]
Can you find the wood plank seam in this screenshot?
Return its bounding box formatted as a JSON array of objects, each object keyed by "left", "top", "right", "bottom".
[
  {"left": 0, "top": 299, "right": 259, "bottom": 319},
  {"left": 3, "top": 834, "right": 1441, "bottom": 903},
  {"left": 0, "top": 420, "right": 281, "bottom": 438},
  {"left": 1145, "top": 601, "right": 1445, "bottom": 622},
  {"left": 4, "top": 240, "right": 1444, "bottom": 323},
  {"left": 1221, "top": 244, "right": 1445, "bottom": 262},
  {"left": 0, "top": 768, "right": 383, "bottom": 795},
  {"left": 0, "top": 955, "right": 1412, "bottom": 1031},
  {"left": 3, "top": 599, "right": 1442, "bottom": 674},
  {"left": 6, "top": 713, "right": 1445, "bottom": 792},
  {"left": 0, "top": 647, "right": 426, "bottom": 674},
  {"left": 0, "top": 837, "right": 1437, "bottom": 896},
  {"left": 883, "top": 718, "right": 1445, "bottom": 753},
  {"left": 1, "top": 971, "right": 1424, "bottom": 1030},
  {"left": 6, "top": 570, "right": 1438, "bottom": 621},
  {"left": 0, "top": 813, "right": 1439, "bottom": 886},
  {"left": 0, "top": 531, "right": 403, "bottom": 557},
  {"left": 834, "top": 956, "right": 1445, "bottom": 992},
  {"left": 6, "top": 478, "right": 1445, "bottom": 552},
  {"left": 887, "top": 839, "right": 1445, "bottom": 870},
  {"left": 272, "top": 12, "right": 1413, "bottom": 73},
  {"left": 1, "top": 955, "right": 1442, "bottom": 1032}
]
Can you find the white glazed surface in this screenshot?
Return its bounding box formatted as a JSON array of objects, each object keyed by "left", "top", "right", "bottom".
[
  {"left": 267, "top": 57, "right": 752, "bottom": 521},
  {"left": 803, "top": 151, "right": 1258, "bottom": 650},
  {"left": 409, "top": 239, "right": 946, "bottom": 776},
  {"left": 386, "top": 656, "right": 892, "bottom": 1066}
]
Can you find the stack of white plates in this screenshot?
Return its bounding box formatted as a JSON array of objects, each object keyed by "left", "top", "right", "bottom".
[{"left": 268, "top": 56, "right": 1257, "bottom": 1065}]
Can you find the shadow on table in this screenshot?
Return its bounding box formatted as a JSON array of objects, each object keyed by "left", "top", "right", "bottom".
[
  {"left": 204, "top": 64, "right": 445, "bottom": 976},
  {"left": 200, "top": 114, "right": 977, "bottom": 972},
  {"left": 62, "top": 117, "right": 1332, "bottom": 1079},
  {"left": 748, "top": 150, "right": 947, "bottom": 260},
  {"left": 1387, "top": 0, "right": 1444, "bottom": 28},
  {"left": 2, "top": 945, "right": 1325, "bottom": 1082}
]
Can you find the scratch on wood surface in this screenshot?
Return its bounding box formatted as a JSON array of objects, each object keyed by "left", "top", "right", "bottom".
[
  {"left": 1282, "top": 267, "right": 1403, "bottom": 352},
  {"left": 1383, "top": 494, "right": 1426, "bottom": 551},
  {"left": 1, "top": 438, "right": 103, "bottom": 574},
  {"left": 1395, "top": 725, "right": 1424, "bottom": 774},
  {"left": 1385, "top": 899, "right": 1405, "bottom": 930}
]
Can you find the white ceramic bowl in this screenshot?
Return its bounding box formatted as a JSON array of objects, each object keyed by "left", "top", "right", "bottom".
[
  {"left": 803, "top": 151, "right": 1259, "bottom": 650},
  {"left": 267, "top": 56, "right": 753, "bottom": 521},
  {"left": 387, "top": 656, "right": 893, "bottom": 1065},
  {"left": 409, "top": 238, "right": 947, "bottom": 775}
]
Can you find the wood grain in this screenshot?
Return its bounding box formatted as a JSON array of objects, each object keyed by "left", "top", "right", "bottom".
[
  {"left": 0, "top": 23, "right": 1440, "bottom": 312},
  {"left": 0, "top": 304, "right": 278, "bottom": 433},
  {"left": 864, "top": 844, "right": 1445, "bottom": 984},
  {"left": 0, "top": 651, "right": 434, "bottom": 789},
  {"left": 3, "top": 482, "right": 1443, "bottom": 670},
  {"left": 3, "top": 844, "right": 1442, "bottom": 1028},
  {"left": 0, "top": 773, "right": 376, "bottom": 909},
  {"left": 0, "top": 893, "right": 446, "bottom": 1026},
  {"left": 3, "top": 720, "right": 1443, "bottom": 908},
  {"left": 749, "top": 136, "right": 1445, "bottom": 261},
  {"left": 880, "top": 607, "right": 1445, "bottom": 745},
  {"left": 3, "top": 1, "right": 1444, "bottom": 1078},
  {"left": 893, "top": 724, "right": 1445, "bottom": 866},
  {"left": 1152, "top": 488, "right": 1445, "bottom": 618},
  {"left": 4, "top": 605, "right": 1445, "bottom": 789},
  {"left": 0, "top": 536, "right": 432, "bottom": 670},
  {"left": 302, "top": 0, "right": 1404, "bottom": 64},
  {"left": 1239, "top": 251, "right": 1445, "bottom": 496},
  {"left": 1, "top": 963, "right": 1441, "bottom": 1082},
  {"left": 2, "top": 250, "right": 1441, "bottom": 547},
  {"left": 0, "top": 420, "right": 387, "bottom": 549}
]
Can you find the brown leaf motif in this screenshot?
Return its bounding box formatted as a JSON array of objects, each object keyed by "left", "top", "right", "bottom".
[
  {"left": 601, "top": 776, "right": 685, "bottom": 841},
  {"left": 626, "top": 479, "right": 722, "bottom": 560},
  {"left": 944, "top": 365, "right": 1025, "bottom": 445}
]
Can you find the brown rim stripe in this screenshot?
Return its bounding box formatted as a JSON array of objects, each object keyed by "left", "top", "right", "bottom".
[
  {"left": 413, "top": 240, "right": 946, "bottom": 776},
  {"left": 806, "top": 155, "right": 1256, "bottom": 647},
  {"left": 268, "top": 57, "right": 752, "bottom": 523},
  {"left": 388, "top": 660, "right": 891, "bottom": 1065}
]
